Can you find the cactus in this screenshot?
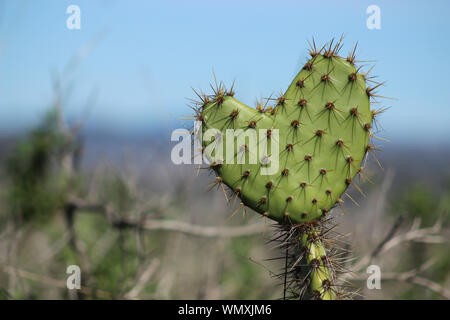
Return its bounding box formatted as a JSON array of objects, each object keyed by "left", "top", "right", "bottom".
[{"left": 192, "top": 38, "right": 384, "bottom": 299}]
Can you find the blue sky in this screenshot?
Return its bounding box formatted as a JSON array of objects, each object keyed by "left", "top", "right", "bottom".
[{"left": 0, "top": 0, "right": 449, "bottom": 144}]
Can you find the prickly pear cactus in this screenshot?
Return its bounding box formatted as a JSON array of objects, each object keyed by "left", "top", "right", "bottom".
[{"left": 192, "top": 38, "right": 384, "bottom": 300}]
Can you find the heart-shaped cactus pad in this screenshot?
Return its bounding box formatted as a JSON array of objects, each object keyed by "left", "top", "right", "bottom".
[{"left": 197, "top": 42, "right": 373, "bottom": 224}]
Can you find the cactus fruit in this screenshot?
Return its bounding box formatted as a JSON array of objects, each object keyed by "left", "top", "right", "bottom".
[{"left": 191, "top": 38, "right": 384, "bottom": 299}]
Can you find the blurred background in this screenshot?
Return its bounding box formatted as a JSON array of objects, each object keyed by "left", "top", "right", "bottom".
[{"left": 0, "top": 0, "right": 449, "bottom": 299}]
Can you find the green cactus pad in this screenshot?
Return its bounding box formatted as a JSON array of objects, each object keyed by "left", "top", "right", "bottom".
[{"left": 200, "top": 42, "right": 372, "bottom": 224}]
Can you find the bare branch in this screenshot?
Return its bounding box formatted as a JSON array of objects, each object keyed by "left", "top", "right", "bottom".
[
  {"left": 130, "top": 219, "right": 265, "bottom": 238},
  {"left": 370, "top": 215, "right": 403, "bottom": 259},
  {"left": 124, "top": 259, "right": 160, "bottom": 299},
  {"left": 69, "top": 200, "right": 266, "bottom": 238},
  {"left": 0, "top": 265, "right": 117, "bottom": 299},
  {"left": 351, "top": 261, "right": 450, "bottom": 300},
  {"left": 342, "top": 218, "right": 446, "bottom": 282}
]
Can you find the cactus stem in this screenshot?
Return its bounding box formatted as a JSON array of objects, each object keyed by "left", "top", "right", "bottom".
[
  {"left": 273, "top": 220, "right": 344, "bottom": 300},
  {"left": 301, "top": 227, "right": 336, "bottom": 300}
]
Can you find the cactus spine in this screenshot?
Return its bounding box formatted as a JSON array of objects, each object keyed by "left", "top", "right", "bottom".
[{"left": 192, "top": 38, "right": 384, "bottom": 299}]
